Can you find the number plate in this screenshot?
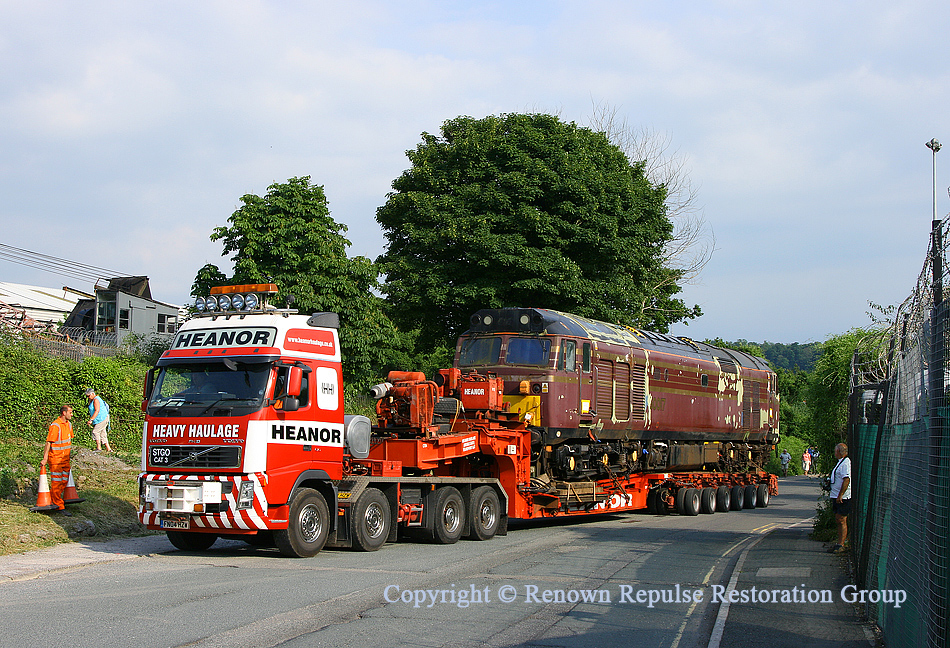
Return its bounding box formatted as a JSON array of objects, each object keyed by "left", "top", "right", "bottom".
[{"left": 160, "top": 515, "right": 190, "bottom": 530}]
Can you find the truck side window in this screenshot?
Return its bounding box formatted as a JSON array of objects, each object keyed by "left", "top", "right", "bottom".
[{"left": 274, "top": 366, "right": 311, "bottom": 408}]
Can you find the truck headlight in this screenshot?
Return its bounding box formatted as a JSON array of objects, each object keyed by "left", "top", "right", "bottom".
[{"left": 237, "top": 480, "right": 255, "bottom": 509}]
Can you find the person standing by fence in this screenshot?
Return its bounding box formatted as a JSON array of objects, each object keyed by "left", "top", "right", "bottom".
[
  {"left": 84, "top": 388, "right": 112, "bottom": 453},
  {"left": 40, "top": 405, "right": 73, "bottom": 511},
  {"left": 827, "top": 442, "right": 852, "bottom": 554}
]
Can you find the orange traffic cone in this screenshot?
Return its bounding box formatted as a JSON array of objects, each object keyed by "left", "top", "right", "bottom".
[
  {"left": 64, "top": 469, "right": 85, "bottom": 505},
  {"left": 30, "top": 467, "right": 59, "bottom": 512}
]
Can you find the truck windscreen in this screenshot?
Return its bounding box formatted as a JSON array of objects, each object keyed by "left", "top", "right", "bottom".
[{"left": 147, "top": 361, "right": 271, "bottom": 416}]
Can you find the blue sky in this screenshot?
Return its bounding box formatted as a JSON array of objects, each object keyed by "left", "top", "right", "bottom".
[{"left": 1, "top": 1, "right": 947, "bottom": 344}]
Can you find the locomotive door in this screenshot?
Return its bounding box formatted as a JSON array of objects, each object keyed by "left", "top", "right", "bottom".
[{"left": 557, "top": 339, "right": 583, "bottom": 425}]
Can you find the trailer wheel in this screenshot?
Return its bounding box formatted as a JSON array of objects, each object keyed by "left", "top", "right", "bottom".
[
  {"left": 675, "top": 487, "right": 688, "bottom": 514},
  {"left": 428, "top": 487, "right": 464, "bottom": 544},
  {"left": 743, "top": 484, "right": 758, "bottom": 509},
  {"left": 715, "top": 486, "right": 731, "bottom": 512},
  {"left": 655, "top": 488, "right": 672, "bottom": 514},
  {"left": 755, "top": 484, "right": 770, "bottom": 508},
  {"left": 700, "top": 488, "right": 717, "bottom": 514},
  {"left": 729, "top": 485, "right": 745, "bottom": 511},
  {"left": 646, "top": 489, "right": 658, "bottom": 514},
  {"left": 352, "top": 488, "right": 391, "bottom": 552},
  {"left": 682, "top": 488, "right": 701, "bottom": 516},
  {"left": 467, "top": 486, "right": 501, "bottom": 541},
  {"left": 166, "top": 530, "right": 217, "bottom": 552},
  {"left": 275, "top": 487, "right": 330, "bottom": 557}
]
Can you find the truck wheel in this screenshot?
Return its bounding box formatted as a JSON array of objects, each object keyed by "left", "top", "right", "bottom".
[
  {"left": 715, "top": 486, "right": 731, "bottom": 512},
  {"left": 467, "top": 486, "right": 501, "bottom": 541},
  {"left": 729, "top": 485, "right": 745, "bottom": 511},
  {"left": 743, "top": 484, "right": 758, "bottom": 509},
  {"left": 428, "top": 487, "right": 464, "bottom": 544},
  {"left": 166, "top": 530, "right": 217, "bottom": 552},
  {"left": 700, "top": 487, "right": 716, "bottom": 514},
  {"left": 275, "top": 487, "right": 330, "bottom": 557},
  {"left": 682, "top": 488, "right": 701, "bottom": 516},
  {"left": 352, "top": 488, "right": 391, "bottom": 552},
  {"left": 655, "top": 488, "right": 672, "bottom": 514},
  {"left": 646, "top": 489, "right": 658, "bottom": 514},
  {"left": 756, "top": 484, "right": 770, "bottom": 508}
]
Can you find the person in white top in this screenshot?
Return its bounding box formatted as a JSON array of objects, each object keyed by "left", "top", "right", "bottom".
[{"left": 827, "top": 443, "right": 852, "bottom": 554}]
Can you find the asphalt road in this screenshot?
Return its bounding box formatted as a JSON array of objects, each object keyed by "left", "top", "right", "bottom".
[{"left": 1, "top": 477, "right": 831, "bottom": 648}]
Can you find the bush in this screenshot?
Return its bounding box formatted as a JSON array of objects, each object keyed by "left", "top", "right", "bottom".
[{"left": 0, "top": 335, "right": 148, "bottom": 453}]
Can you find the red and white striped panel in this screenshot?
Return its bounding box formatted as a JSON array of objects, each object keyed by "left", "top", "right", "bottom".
[{"left": 139, "top": 473, "right": 270, "bottom": 531}]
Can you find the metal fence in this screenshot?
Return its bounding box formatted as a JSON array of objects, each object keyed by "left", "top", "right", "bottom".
[
  {"left": 850, "top": 219, "right": 950, "bottom": 648},
  {"left": 25, "top": 333, "right": 119, "bottom": 361}
]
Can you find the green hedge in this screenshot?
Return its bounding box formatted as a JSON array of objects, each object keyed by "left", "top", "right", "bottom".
[{"left": 0, "top": 336, "right": 148, "bottom": 453}]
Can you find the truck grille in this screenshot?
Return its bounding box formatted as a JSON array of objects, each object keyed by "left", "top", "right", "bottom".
[{"left": 149, "top": 446, "right": 242, "bottom": 469}]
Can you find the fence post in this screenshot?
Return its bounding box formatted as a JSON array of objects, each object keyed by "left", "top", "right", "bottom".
[{"left": 928, "top": 219, "right": 949, "bottom": 648}]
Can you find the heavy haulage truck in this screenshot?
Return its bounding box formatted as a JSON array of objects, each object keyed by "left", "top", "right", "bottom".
[{"left": 139, "top": 284, "right": 778, "bottom": 557}]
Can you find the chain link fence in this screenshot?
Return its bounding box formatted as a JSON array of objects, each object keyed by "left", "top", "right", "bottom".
[{"left": 850, "top": 220, "right": 950, "bottom": 648}]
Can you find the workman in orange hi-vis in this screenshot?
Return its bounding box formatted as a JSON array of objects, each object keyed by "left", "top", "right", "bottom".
[{"left": 40, "top": 404, "right": 73, "bottom": 510}]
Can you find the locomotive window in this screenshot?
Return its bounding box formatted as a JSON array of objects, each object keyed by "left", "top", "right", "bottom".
[
  {"left": 506, "top": 337, "right": 551, "bottom": 366},
  {"left": 458, "top": 337, "right": 502, "bottom": 366},
  {"left": 582, "top": 343, "right": 591, "bottom": 372},
  {"left": 558, "top": 340, "right": 577, "bottom": 371},
  {"left": 701, "top": 374, "right": 709, "bottom": 387}
]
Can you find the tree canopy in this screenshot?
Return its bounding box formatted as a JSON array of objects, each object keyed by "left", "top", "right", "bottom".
[
  {"left": 376, "top": 113, "right": 701, "bottom": 351},
  {"left": 192, "top": 176, "right": 409, "bottom": 384}
]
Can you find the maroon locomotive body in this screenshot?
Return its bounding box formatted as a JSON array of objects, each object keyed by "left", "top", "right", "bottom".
[{"left": 455, "top": 308, "right": 779, "bottom": 481}]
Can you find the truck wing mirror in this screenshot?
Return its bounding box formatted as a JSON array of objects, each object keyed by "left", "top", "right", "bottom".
[{"left": 287, "top": 366, "right": 303, "bottom": 397}]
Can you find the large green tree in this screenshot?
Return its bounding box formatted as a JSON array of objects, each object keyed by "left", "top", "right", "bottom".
[
  {"left": 193, "top": 176, "right": 410, "bottom": 384},
  {"left": 376, "top": 113, "right": 701, "bottom": 351}
]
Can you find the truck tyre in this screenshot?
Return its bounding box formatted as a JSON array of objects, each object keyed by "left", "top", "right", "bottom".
[
  {"left": 351, "top": 488, "right": 391, "bottom": 552},
  {"left": 467, "top": 486, "right": 501, "bottom": 541},
  {"left": 682, "top": 488, "right": 701, "bottom": 516},
  {"left": 646, "top": 489, "right": 658, "bottom": 514},
  {"left": 655, "top": 487, "right": 672, "bottom": 514},
  {"left": 756, "top": 484, "right": 770, "bottom": 508},
  {"left": 729, "top": 485, "right": 745, "bottom": 511},
  {"left": 428, "top": 486, "right": 464, "bottom": 544},
  {"left": 675, "top": 488, "right": 688, "bottom": 515},
  {"left": 275, "top": 487, "right": 330, "bottom": 557},
  {"left": 743, "top": 484, "right": 758, "bottom": 509},
  {"left": 166, "top": 530, "right": 217, "bottom": 552},
  {"left": 700, "top": 487, "right": 717, "bottom": 514},
  {"left": 715, "top": 486, "right": 731, "bottom": 512}
]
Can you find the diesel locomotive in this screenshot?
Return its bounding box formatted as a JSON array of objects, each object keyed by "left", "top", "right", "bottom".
[{"left": 451, "top": 308, "right": 780, "bottom": 483}]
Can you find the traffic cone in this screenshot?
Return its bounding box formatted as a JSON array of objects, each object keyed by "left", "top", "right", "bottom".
[
  {"left": 30, "top": 467, "right": 59, "bottom": 512},
  {"left": 64, "top": 469, "right": 85, "bottom": 505}
]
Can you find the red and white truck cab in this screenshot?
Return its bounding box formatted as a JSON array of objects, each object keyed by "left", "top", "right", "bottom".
[{"left": 139, "top": 284, "right": 370, "bottom": 557}]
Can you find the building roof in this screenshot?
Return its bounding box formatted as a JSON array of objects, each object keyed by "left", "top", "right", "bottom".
[{"left": 0, "top": 282, "right": 80, "bottom": 325}]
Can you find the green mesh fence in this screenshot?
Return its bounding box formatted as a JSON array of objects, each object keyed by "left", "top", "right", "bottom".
[{"left": 850, "top": 222, "right": 950, "bottom": 648}]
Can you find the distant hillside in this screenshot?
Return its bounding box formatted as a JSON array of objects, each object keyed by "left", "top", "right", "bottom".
[{"left": 728, "top": 339, "right": 821, "bottom": 372}]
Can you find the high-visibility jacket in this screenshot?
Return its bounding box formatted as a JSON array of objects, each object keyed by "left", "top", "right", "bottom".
[{"left": 46, "top": 416, "right": 73, "bottom": 509}]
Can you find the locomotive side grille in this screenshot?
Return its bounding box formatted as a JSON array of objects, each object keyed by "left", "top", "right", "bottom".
[
  {"left": 631, "top": 363, "right": 646, "bottom": 421},
  {"left": 615, "top": 361, "right": 631, "bottom": 421},
  {"left": 595, "top": 359, "right": 613, "bottom": 417},
  {"left": 742, "top": 380, "right": 753, "bottom": 430},
  {"left": 752, "top": 382, "right": 761, "bottom": 430}
]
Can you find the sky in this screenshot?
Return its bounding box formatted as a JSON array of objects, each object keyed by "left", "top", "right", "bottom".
[{"left": 1, "top": 0, "right": 947, "bottom": 345}]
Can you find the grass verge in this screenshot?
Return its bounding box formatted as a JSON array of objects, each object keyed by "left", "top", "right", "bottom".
[{"left": 0, "top": 438, "right": 156, "bottom": 556}]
